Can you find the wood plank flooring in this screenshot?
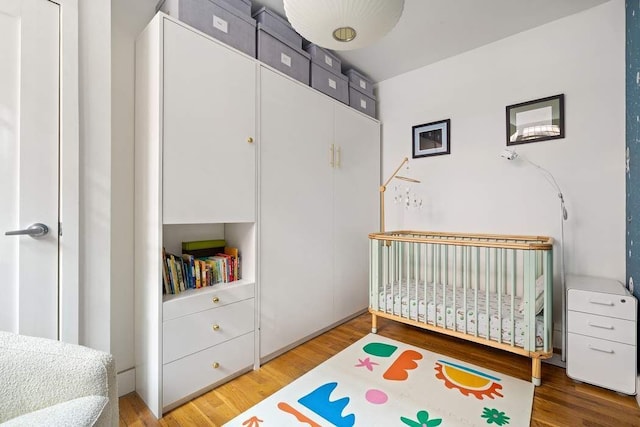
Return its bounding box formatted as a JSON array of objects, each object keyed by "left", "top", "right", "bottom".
[{"left": 119, "top": 313, "right": 640, "bottom": 426}]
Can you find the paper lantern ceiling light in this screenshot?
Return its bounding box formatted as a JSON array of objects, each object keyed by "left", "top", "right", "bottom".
[{"left": 283, "top": 0, "right": 405, "bottom": 50}]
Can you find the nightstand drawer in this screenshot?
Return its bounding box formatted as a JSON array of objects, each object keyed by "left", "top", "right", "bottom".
[
  {"left": 567, "top": 332, "right": 637, "bottom": 394},
  {"left": 163, "top": 298, "right": 254, "bottom": 363},
  {"left": 568, "top": 311, "right": 636, "bottom": 345},
  {"left": 567, "top": 289, "right": 636, "bottom": 321},
  {"left": 163, "top": 332, "right": 254, "bottom": 409},
  {"left": 163, "top": 281, "right": 255, "bottom": 321}
]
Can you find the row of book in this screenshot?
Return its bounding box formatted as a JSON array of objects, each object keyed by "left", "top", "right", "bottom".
[{"left": 162, "top": 240, "right": 241, "bottom": 295}]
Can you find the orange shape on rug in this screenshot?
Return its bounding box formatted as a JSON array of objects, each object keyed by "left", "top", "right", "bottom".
[
  {"left": 277, "top": 402, "right": 322, "bottom": 427},
  {"left": 383, "top": 350, "right": 423, "bottom": 381}
]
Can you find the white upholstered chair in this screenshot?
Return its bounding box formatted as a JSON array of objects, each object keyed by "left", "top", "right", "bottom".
[{"left": 0, "top": 331, "right": 118, "bottom": 426}]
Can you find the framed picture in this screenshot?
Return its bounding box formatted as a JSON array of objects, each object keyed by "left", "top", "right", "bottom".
[
  {"left": 412, "top": 119, "right": 451, "bottom": 158},
  {"left": 506, "top": 94, "right": 564, "bottom": 145}
]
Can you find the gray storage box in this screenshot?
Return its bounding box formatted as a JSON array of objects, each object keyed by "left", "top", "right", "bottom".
[
  {"left": 349, "top": 85, "right": 376, "bottom": 118},
  {"left": 257, "top": 23, "right": 310, "bottom": 85},
  {"left": 253, "top": 6, "right": 302, "bottom": 49},
  {"left": 217, "top": 0, "right": 251, "bottom": 16},
  {"left": 310, "top": 63, "right": 348, "bottom": 104},
  {"left": 345, "top": 68, "right": 374, "bottom": 97},
  {"left": 304, "top": 43, "right": 342, "bottom": 75},
  {"left": 158, "top": 0, "right": 256, "bottom": 57}
]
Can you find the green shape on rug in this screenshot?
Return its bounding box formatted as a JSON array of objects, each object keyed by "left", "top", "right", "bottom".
[
  {"left": 400, "top": 410, "right": 442, "bottom": 427},
  {"left": 481, "top": 408, "right": 510, "bottom": 425},
  {"left": 363, "top": 342, "right": 397, "bottom": 357}
]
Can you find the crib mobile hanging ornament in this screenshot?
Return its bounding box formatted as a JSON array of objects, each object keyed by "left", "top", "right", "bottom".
[{"left": 379, "top": 157, "right": 422, "bottom": 233}]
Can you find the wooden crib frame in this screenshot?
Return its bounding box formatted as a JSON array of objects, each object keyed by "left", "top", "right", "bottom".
[{"left": 369, "top": 230, "right": 554, "bottom": 385}]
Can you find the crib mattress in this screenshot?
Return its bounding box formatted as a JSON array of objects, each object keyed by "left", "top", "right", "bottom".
[{"left": 376, "top": 281, "right": 544, "bottom": 348}]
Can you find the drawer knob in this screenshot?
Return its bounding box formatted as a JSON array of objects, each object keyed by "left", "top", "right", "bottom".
[
  {"left": 247, "top": 137, "right": 254, "bottom": 143},
  {"left": 212, "top": 362, "right": 220, "bottom": 369},
  {"left": 212, "top": 324, "right": 220, "bottom": 331},
  {"left": 212, "top": 297, "right": 220, "bottom": 303}
]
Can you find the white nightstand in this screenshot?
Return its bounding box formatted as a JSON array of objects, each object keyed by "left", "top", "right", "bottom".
[{"left": 566, "top": 274, "right": 637, "bottom": 395}]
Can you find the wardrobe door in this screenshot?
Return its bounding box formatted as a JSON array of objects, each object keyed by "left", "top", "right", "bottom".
[
  {"left": 162, "top": 20, "right": 256, "bottom": 224},
  {"left": 332, "top": 104, "right": 381, "bottom": 321},
  {"left": 259, "top": 68, "right": 334, "bottom": 359}
]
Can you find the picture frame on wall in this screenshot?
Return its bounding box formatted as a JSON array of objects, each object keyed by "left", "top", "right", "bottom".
[
  {"left": 506, "top": 94, "right": 565, "bottom": 145},
  {"left": 412, "top": 119, "right": 451, "bottom": 158}
]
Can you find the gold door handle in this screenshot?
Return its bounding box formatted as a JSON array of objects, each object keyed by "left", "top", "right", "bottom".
[
  {"left": 329, "top": 144, "right": 334, "bottom": 168},
  {"left": 212, "top": 296, "right": 220, "bottom": 303},
  {"left": 212, "top": 324, "right": 220, "bottom": 331},
  {"left": 212, "top": 362, "right": 220, "bottom": 369},
  {"left": 247, "top": 137, "right": 254, "bottom": 143},
  {"left": 336, "top": 146, "right": 341, "bottom": 168}
]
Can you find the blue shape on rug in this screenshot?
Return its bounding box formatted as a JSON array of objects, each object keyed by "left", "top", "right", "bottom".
[{"left": 298, "top": 382, "right": 355, "bottom": 427}]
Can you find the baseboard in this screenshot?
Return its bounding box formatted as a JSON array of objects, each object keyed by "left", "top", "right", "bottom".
[{"left": 117, "top": 368, "right": 136, "bottom": 397}]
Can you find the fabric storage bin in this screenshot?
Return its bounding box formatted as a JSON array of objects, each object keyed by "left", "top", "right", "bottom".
[
  {"left": 349, "top": 85, "right": 376, "bottom": 118},
  {"left": 158, "top": 0, "right": 256, "bottom": 57},
  {"left": 345, "top": 68, "right": 374, "bottom": 97},
  {"left": 304, "top": 43, "right": 342, "bottom": 75},
  {"left": 253, "top": 6, "right": 302, "bottom": 49},
  {"left": 216, "top": 0, "right": 251, "bottom": 16},
  {"left": 310, "top": 63, "right": 348, "bottom": 104},
  {"left": 257, "top": 23, "right": 310, "bottom": 85}
]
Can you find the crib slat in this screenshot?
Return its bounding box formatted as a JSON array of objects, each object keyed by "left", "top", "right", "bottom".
[{"left": 484, "top": 248, "right": 490, "bottom": 341}]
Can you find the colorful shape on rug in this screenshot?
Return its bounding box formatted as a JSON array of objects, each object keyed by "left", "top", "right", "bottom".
[
  {"left": 363, "top": 342, "right": 397, "bottom": 357},
  {"left": 223, "top": 334, "right": 533, "bottom": 426},
  {"left": 365, "top": 389, "right": 388, "bottom": 405},
  {"left": 480, "top": 407, "right": 511, "bottom": 425},
  {"left": 400, "top": 410, "right": 443, "bottom": 427},
  {"left": 354, "top": 357, "right": 378, "bottom": 371},
  {"left": 383, "top": 349, "right": 423, "bottom": 380},
  {"left": 434, "top": 360, "right": 504, "bottom": 400},
  {"left": 298, "top": 382, "right": 355, "bottom": 427}
]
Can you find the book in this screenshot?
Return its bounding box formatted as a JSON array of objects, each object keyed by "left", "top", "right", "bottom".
[
  {"left": 182, "top": 254, "right": 196, "bottom": 289},
  {"left": 182, "top": 239, "right": 226, "bottom": 251},
  {"left": 182, "top": 247, "right": 226, "bottom": 258},
  {"left": 162, "top": 248, "right": 171, "bottom": 294},
  {"left": 224, "top": 247, "right": 240, "bottom": 281}
]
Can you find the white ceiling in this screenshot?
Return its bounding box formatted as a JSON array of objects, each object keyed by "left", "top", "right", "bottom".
[{"left": 252, "top": 0, "right": 611, "bottom": 83}]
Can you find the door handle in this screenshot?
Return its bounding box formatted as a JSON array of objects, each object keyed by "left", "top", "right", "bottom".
[{"left": 5, "top": 223, "right": 49, "bottom": 238}]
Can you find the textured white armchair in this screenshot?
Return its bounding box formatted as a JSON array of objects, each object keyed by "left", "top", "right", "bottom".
[{"left": 0, "top": 331, "right": 118, "bottom": 426}]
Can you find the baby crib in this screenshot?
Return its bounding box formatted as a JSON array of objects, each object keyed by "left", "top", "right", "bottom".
[{"left": 369, "top": 230, "right": 554, "bottom": 385}]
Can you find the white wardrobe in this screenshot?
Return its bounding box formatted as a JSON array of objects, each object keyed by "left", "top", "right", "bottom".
[
  {"left": 259, "top": 68, "right": 380, "bottom": 360},
  {"left": 135, "top": 13, "right": 380, "bottom": 419}
]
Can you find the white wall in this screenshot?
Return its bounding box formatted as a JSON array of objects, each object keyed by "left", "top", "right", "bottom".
[
  {"left": 377, "top": 0, "right": 625, "bottom": 339},
  {"left": 111, "top": 0, "right": 157, "bottom": 395},
  {"left": 79, "top": 0, "right": 111, "bottom": 352}
]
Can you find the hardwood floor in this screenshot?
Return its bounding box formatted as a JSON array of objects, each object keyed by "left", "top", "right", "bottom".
[{"left": 119, "top": 313, "right": 640, "bottom": 426}]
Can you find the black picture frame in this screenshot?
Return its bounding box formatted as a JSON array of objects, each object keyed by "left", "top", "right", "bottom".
[
  {"left": 412, "top": 119, "right": 451, "bottom": 158},
  {"left": 506, "top": 94, "right": 565, "bottom": 146}
]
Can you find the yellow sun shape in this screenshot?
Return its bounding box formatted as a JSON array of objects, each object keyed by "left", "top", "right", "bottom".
[{"left": 434, "top": 360, "right": 504, "bottom": 400}]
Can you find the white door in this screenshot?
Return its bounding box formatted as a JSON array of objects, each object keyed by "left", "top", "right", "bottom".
[{"left": 0, "top": 0, "right": 60, "bottom": 339}]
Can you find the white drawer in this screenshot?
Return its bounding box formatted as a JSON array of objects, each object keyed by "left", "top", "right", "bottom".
[
  {"left": 567, "top": 332, "right": 637, "bottom": 395},
  {"left": 163, "top": 332, "right": 254, "bottom": 409},
  {"left": 568, "top": 311, "right": 636, "bottom": 345},
  {"left": 163, "top": 281, "right": 254, "bottom": 321},
  {"left": 163, "top": 298, "right": 254, "bottom": 363},
  {"left": 567, "top": 289, "right": 636, "bottom": 321}
]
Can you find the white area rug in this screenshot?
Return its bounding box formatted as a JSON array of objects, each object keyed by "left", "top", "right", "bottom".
[{"left": 225, "top": 334, "right": 533, "bottom": 426}]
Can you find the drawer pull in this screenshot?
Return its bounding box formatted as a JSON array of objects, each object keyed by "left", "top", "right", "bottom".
[
  {"left": 212, "top": 324, "right": 220, "bottom": 331},
  {"left": 212, "top": 362, "right": 220, "bottom": 369},
  {"left": 588, "top": 299, "right": 614, "bottom": 307},
  {"left": 212, "top": 297, "right": 220, "bottom": 303},
  {"left": 588, "top": 345, "right": 614, "bottom": 354},
  {"left": 587, "top": 322, "right": 614, "bottom": 330}
]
